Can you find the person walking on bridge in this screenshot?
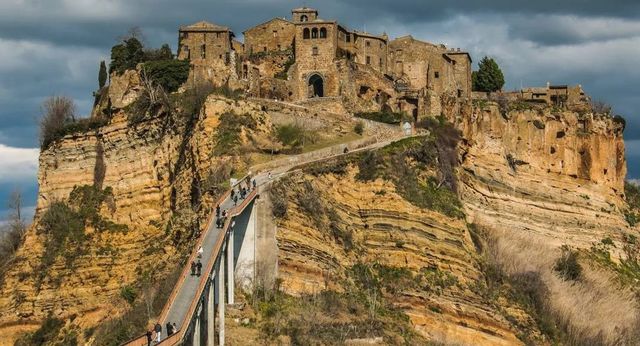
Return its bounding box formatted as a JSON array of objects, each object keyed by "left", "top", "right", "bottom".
[
  {"left": 166, "top": 321, "right": 174, "bottom": 336},
  {"left": 196, "top": 260, "right": 203, "bottom": 276},
  {"left": 197, "top": 245, "right": 203, "bottom": 258},
  {"left": 252, "top": 179, "right": 256, "bottom": 190},
  {"left": 145, "top": 330, "right": 152, "bottom": 346},
  {"left": 190, "top": 261, "right": 196, "bottom": 276},
  {"left": 154, "top": 322, "right": 162, "bottom": 343}
]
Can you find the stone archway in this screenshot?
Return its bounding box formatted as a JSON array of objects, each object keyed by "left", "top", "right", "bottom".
[{"left": 308, "top": 74, "right": 324, "bottom": 98}]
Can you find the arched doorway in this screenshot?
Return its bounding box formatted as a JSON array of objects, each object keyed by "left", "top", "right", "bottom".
[{"left": 308, "top": 74, "right": 324, "bottom": 98}]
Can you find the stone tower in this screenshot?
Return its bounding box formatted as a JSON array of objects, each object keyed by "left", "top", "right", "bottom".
[{"left": 292, "top": 7, "right": 319, "bottom": 23}]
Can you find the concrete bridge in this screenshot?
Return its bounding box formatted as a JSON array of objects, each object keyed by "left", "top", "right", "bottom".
[{"left": 123, "top": 121, "right": 411, "bottom": 346}]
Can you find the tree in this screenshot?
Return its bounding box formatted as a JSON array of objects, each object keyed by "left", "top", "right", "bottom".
[
  {"left": 109, "top": 37, "right": 144, "bottom": 75},
  {"left": 0, "top": 189, "right": 26, "bottom": 276},
  {"left": 473, "top": 56, "right": 505, "bottom": 92},
  {"left": 98, "top": 60, "right": 108, "bottom": 89},
  {"left": 39, "top": 96, "right": 76, "bottom": 148}
]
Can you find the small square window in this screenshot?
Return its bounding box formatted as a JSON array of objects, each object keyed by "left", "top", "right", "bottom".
[
  {"left": 312, "top": 47, "right": 319, "bottom": 56},
  {"left": 366, "top": 56, "right": 371, "bottom": 64},
  {"left": 435, "top": 71, "right": 440, "bottom": 78}
]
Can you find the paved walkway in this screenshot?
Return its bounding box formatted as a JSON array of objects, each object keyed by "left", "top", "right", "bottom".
[{"left": 127, "top": 125, "right": 414, "bottom": 345}]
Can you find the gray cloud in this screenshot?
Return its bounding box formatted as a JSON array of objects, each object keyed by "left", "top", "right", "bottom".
[{"left": 0, "top": 0, "right": 638, "bottom": 211}]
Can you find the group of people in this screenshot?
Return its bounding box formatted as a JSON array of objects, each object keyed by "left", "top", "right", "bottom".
[
  {"left": 146, "top": 321, "right": 177, "bottom": 345},
  {"left": 190, "top": 259, "right": 203, "bottom": 276}
]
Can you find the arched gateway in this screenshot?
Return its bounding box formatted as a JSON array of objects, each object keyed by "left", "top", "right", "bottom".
[{"left": 308, "top": 73, "right": 324, "bottom": 98}]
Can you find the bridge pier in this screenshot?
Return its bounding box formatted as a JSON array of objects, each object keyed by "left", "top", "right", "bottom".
[
  {"left": 193, "top": 304, "right": 202, "bottom": 346},
  {"left": 217, "top": 254, "right": 225, "bottom": 346},
  {"left": 207, "top": 277, "right": 215, "bottom": 346},
  {"left": 226, "top": 229, "right": 235, "bottom": 305}
]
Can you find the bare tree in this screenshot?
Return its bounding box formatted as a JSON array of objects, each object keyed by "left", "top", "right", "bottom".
[
  {"left": 0, "top": 189, "right": 27, "bottom": 277},
  {"left": 39, "top": 96, "right": 76, "bottom": 148},
  {"left": 590, "top": 100, "right": 612, "bottom": 115}
]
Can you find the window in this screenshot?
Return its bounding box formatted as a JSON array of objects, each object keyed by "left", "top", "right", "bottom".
[
  {"left": 434, "top": 71, "right": 440, "bottom": 78},
  {"left": 346, "top": 34, "right": 351, "bottom": 43},
  {"left": 319, "top": 27, "right": 327, "bottom": 39},
  {"left": 200, "top": 44, "right": 206, "bottom": 59},
  {"left": 366, "top": 56, "right": 371, "bottom": 65},
  {"left": 277, "top": 44, "right": 281, "bottom": 50},
  {"left": 273, "top": 30, "right": 277, "bottom": 37},
  {"left": 263, "top": 47, "right": 267, "bottom": 52},
  {"left": 312, "top": 46, "right": 318, "bottom": 56},
  {"left": 301, "top": 15, "right": 308, "bottom": 22},
  {"left": 180, "top": 32, "right": 188, "bottom": 39},
  {"left": 311, "top": 28, "right": 318, "bottom": 39},
  {"left": 303, "top": 28, "right": 310, "bottom": 39},
  {"left": 366, "top": 40, "right": 371, "bottom": 47},
  {"left": 184, "top": 46, "right": 190, "bottom": 59}
]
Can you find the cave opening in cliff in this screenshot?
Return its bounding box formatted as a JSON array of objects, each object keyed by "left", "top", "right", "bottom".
[{"left": 308, "top": 73, "right": 324, "bottom": 98}]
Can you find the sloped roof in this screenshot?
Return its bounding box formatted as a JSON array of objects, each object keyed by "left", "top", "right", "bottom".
[
  {"left": 292, "top": 7, "right": 318, "bottom": 12},
  {"left": 243, "top": 17, "right": 293, "bottom": 34},
  {"left": 180, "top": 21, "right": 230, "bottom": 32}
]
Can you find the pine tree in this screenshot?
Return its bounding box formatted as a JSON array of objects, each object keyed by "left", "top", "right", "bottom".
[
  {"left": 98, "top": 60, "right": 107, "bottom": 89},
  {"left": 473, "top": 56, "right": 505, "bottom": 92}
]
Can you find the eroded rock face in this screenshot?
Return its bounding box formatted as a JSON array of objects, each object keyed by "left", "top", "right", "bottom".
[
  {"left": 457, "top": 104, "right": 631, "bottom": 249},
  {"left": 0, "top": 96, "right": 276, "bottom": 342},
  {"left": 273, "top": 169, "right": 526, "bottom": 345}
]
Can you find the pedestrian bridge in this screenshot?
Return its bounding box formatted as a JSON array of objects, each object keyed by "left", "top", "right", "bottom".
[{"left": 124, "top": 177, "right": 262, "bottom": 346}]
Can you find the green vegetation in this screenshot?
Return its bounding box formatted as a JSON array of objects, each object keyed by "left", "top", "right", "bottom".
[
  {"left": 354, "top": 121, "right": 364, "bottom": 135},
  {"left": 588, "top": 234, "right": 640, "bottom": 290},
  {"left": 120, "top": 285, "right": 138, "bottom": 306},
  {"left": 98, "top": 60, "right": 107, "bottom": 89},
  {"left": 93, "top": 265, "right": 183, "bottom": 346},
  {"left": 274, "top": 54, "right": 295, "bottom": 80},
  {"left": 553, "top": 245, "right": 582, "bottom": 281},
  {"left": 249, "top": 262, "right": 427, "bottom": 344},
  {"left": 36, "top": 185, "right": 127, "bottom": 287},
  {"left": 15, "top": 316, "right": 77, "bottom": 346},
  {"left": 624, "top": 181, "right": 640, "bottom": 227},
  {"left": 472, "top": 56, "right": 505, "bottom": 92},
  {"left": 355, "top": 111, "right": 407, "bottom": 125},
  {"left": 142, "top": 59, "right": 190, "bottom": 93},
  {"left": 275, "top": 123, "right": 316, "bottom": 149},
  {"left": 109, "top": 37, "right": 145, "bottom": 75},
  {"left": 214, "top": 111, "right": 257, "bottom": 155}
]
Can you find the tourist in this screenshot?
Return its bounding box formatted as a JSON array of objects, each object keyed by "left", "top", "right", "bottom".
[
  {"left": 231, "top": 189, "right": 235, "bottom": 200},
  {"left": 233, "top": 195, "right": 238, "bottom": 206},
  {"left": 154, "top": 323, "right": 162, "bottom": 343},
  {"left": 172, "top": 322, "right": 177, "bottom": 334},
  {"left": 216, "top": 205, "right": 220, "bottom": 218},
  {"left": 190, "top": 261, "right": 196, "bottom": 276},
  {"left": 196, "top": 260, "right": 203, "bottom": 276},
  {"left": 268, "top": 172, "right": 272, "bottom": 180},
  {"left": 231, "top": 219, "right": 236, "bottom": 230},
  {"left": 145, "top": 330, "right": 152, "bottom": 346},
  {"left": 166, "top": 321, "right": 173, "bottom": 336},
  {"left": 197, "top": 246, "right": 203, "bottom": 258},
  {"left": 252, "top": 179, "right": 257, "bottom": 190}
]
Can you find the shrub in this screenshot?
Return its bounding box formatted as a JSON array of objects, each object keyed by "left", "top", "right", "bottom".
[
  {"left": 39, "top": 96, "right": 76, "bottom": 149},
  {"left": 214, "top": 111, "right": 257, "bottom": 155},
  {"left": 15, "top": 316, "right": 66, "bottom": 346},
  {"left": 275, "top": 123, "right": 315, "bottom": 148},
  {"left": 613, "top": 115, "right": 626, "bottom": 131},
  {"left": 590, "top": 100, "right": 612, "bottom": 115},
  {"left": 98, "top": 61, "right": 108, "bottom": 89},
  {"left": 142, "top": 59, "right": 189, "bottom": 93},
  {"left": 554, "top": 245, "right": 582, "bottom": 281},
  {"left": 173, "top": 81, "right": 215, "bottom": 121},
  {"left": 120, "top": 285, "right": 137, "bottom": 305},
  {"left": 270, "top": 179, "right": 289, "bottom": 218},
  {"left": 354, "top": 121, "right": 364, "bottom": 135},
  {"left": 143, "top": 43, "right": 173, "bottom": 61},
  {"left": 355, "top": 111, "right": 405, "bottom": 125}
]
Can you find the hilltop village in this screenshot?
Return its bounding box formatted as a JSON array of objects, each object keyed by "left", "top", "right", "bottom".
[{"left": 172, "top": 7, "right": 589, "bottom": 119}]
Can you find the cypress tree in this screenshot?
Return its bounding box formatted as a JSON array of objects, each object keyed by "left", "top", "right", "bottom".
[
  {"left": 473, "top": 56, "right": 505, "bottom": 92},
  {"left": 98, "top": 61, "right": 107, "bottom": 89}
]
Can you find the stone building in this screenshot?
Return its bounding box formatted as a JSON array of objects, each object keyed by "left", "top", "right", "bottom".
[
  {"left": 177, "top": 21, "right": 240, "bottom": 86},
  {"left": 243, "top": 18, "right": 295, "bottom": 54},
  {"left": 177, "top": 7, "right": 475, "bottom": 117}
]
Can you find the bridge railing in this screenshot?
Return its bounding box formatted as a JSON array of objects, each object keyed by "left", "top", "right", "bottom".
[{"left": 123, "top": 176, "right": 253, "bottom": 346}]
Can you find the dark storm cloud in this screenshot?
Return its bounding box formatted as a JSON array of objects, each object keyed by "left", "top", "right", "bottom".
[{"left": 0, "top": 0, "right": 638, "bottom": 218}]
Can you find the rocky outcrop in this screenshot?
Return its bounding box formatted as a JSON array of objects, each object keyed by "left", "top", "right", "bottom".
[
  {"left": 273, "top": 168, "right": 527, "bottom": 345},
  {"left": 457, "top": 103, "right": 631, "bottom": 249}
]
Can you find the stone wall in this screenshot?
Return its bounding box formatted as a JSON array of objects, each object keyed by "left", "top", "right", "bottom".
[{"left": 244, "top": 18, "right": 295, "bottom": 54}]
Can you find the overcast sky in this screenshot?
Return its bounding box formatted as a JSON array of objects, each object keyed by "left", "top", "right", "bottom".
[{"left": 0, "top": 0, "right": 638, "bottom": 221}]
